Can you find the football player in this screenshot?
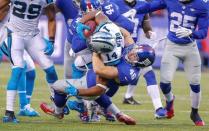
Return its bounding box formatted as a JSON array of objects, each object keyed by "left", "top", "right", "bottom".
[
  {"left": 0, "top": 0, "right": 39, "bottom": 118},
  {"left": 133, "top": 0, "right": 209, "bottom": 126},
  {"left": 76, "top": 0, "right": 167, "bottom": 118},
  {"left": 1, "top": 0, "right": 58, "bottom": 123}
]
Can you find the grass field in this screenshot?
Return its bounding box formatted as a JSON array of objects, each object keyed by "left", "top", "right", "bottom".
[{"left": 0, "top": 62, "right": 209, "bottom": 131}]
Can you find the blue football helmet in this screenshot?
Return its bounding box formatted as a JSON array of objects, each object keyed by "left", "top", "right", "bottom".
[
  {"left": 80, "top": 0, "right": 101, "bottom": 13},
  {"left": 124, "top": 44, "right": 155, "bottom": 68}
]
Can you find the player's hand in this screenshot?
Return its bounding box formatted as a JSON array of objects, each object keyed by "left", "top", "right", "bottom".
[
  {"left": 76, "top": 22, "right": 90, "bottom": 40},
  {"left": 148, "top": 31, "right": 157, "bottom": 40},
  {"left": 64, "top": 81, "right": 78, "bottom": 96},
  {"left": 175, "top": 26, "right": 192, "bottom": 38},
  {"left": 44, "top": 38, "right": 54, "bottom": 56}
]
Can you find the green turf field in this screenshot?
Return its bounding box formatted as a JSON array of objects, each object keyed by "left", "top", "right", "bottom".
[{"left": 0, "top": 62, "right": 208, "bottom": 131}]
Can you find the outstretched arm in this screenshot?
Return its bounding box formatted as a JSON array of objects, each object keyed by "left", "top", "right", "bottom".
[{"left": 134, "top": 0, "right": 166, "bottom": 14}]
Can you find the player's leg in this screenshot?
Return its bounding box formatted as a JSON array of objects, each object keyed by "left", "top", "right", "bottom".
[
  {"left": 184, "top": 42, "right": 204, "bottom": 126},
  {"left": 160, "top": 40, "right": 180, "bottom": 118},
  {"left": 64, "top": 40, "right": 75, "bottom": 79},
  {"left": 18, "top": 51, "right": 39, "bottom": 117},
  {"left": 26, "top": 34, "right": 58, "bottom": 97},
  {"left": 24, "top": 51, "right": 36, "bottom": 104},
  {"left": 3, "top": 33, "right": 25, "bottom": 123},
  {"left": 123, "top": 84, "right": 141, "bottom": 105},
  {"left": 142, "top": 66, "right": 166, "bottom": 118}
]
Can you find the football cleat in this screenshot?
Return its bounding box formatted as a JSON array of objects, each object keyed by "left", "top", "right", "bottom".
[
  {"left": 90, "top": 111, "right": 100, "bottom": 122},
  {"left": 165, "top": 96, "right": 175, "bottom": 119},
  {"left": 18, "top": 104, "right": 40, "bottom": 117},
  {"left": 2, "top": 110, "right": 19, "bottom": 123},
  {"left": 116, "top": 113, "right": 136, "bottom": 125},
  {"left": 123, "top": 97, "right": 141, "bottom": 105},
  {"left": 155, "top": 107, "right": 167, "bottom": 119},
  {"left": 63, "top": 105, "right": 70, "bottom": 115},
  {"left": 79, "top": 111, "right": 90, "bottom": 122},
  {"left": 190, "top": 109, "right": 205, "bottom": 126},
  {"left": 101, "top": 108, "right": 116, "bottom": 122},
  {"left": 40, "top": 102, "right": 64, "bottom": 119},
  {"left": 90, "top": 102, "right": 100, "bottom": 122}
]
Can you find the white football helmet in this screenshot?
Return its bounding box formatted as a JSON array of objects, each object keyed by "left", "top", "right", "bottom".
[{"left": 89, "top": 31, "right": 116, "bottom": 53}]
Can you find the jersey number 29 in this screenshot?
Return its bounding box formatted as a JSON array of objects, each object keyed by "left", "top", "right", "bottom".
[{"left": 13, "top": 1, "right": 42, "bottom": 19}]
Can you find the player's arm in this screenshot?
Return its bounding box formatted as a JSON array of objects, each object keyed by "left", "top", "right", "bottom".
[
  {"left": 92, "top": 53, "right": 119, "bottom": 79},
  {"left": 134, "top": 0, "right": 166, "bottom": 14},
  {"left": 102, "top": 2, "right": 135, "bottom": 33},
  {"left": 77, "top": 76, "right": 108, "bottom": 96},
  {"left": 142, "top": 14, "right": 154, "bottom": 39},
  {"left": 120, "top": 27, "right": 135, "bottom": 47},
  {"left": 190, "top": 12, "right": 209, "bottom": 39},
  {"left": 0, "top": 0, "right": 10, "bottom": 21},
  {"left": 45, "top": 4, "right": 56, "bottom": 40}
]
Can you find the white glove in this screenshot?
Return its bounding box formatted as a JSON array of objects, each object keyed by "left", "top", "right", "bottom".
[
  {"left": 69, "top": 48, "right": 75, "bottom": 57},
  {"left": 175, "top": 26, "right": 192, "bottom": 38},
  {"left": 148, "top": 31, "right": 157, "bottom": 40}
]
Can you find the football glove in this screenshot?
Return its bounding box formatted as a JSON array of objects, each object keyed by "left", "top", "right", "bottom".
[
  {"left": 44, "top": 38, "right": 54, "bottom": 56},
  {"left": 64, "top": 81, "right": 78, "bottom": 96},
  {"left": 175, "top": 26, "right": 192, "bottom": 38},
  {"left": 76, "top": 22, "right": 90, "bottom": 40}
]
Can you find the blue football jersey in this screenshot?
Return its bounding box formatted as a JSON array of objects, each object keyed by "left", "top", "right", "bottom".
[
  {"left": 101, "top": 1, "right": 135, "bottom": 34},
  {"left": 56, "top": 0, "right": 78, "bottom": 43},
  {"left": 134, "top": 0, "right": 209, "bottom": 44},
  {"left": 111, "top": 0, "right": 146, "bottom": 42}
]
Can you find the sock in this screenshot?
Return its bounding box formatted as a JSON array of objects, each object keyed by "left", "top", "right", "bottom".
[
  {"left": 125, "top": 85, "right": 136, "bottom": 98},
  {"left": 106, "top": 80, "right": 119, "bottom": 97},
  {"left": 6, "top": 90, "right": 17, "bottom": 111},
  {"left": 107, "top": 103, "right": 121, "bottom": 116},
  {"left": 95, "top": 94, "right": 112, "bottom": 109},
  {"left": 147, "top": 85, "right": 163, "bottom": 110},
  {"left": 190, "top": 84, "right": 201, "bottom": 109},
  {"left": 26, "top": 70, "right": 36, "bottom": 104},
  {"left": 6, "top": 67, "right": 24, "bottom": 111},
  {"left": 18, "top": 68, "right": 27, "bottom": 110},
  {"left": 160, "top": 82, "right": 174, "bottom": 102}
]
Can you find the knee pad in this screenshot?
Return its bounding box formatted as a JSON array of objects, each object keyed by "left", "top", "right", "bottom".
[
  {"left": 160, "top": 82, "right": 171, "bottom": 94},
  {"left": 7, "top": 67, "right": 24, "bottom": 90},
  {"left": 190, "top": 84, "right": 200, "bottom": 93},
  {"left": 44, "top": 66, "right": 58, "bottom": 84},
  {"left": 143, "top": 70, "right": 157, "bottom": 86},
  {"left": 54, "top": 91, "right": 67, "bottom": 108},
  {"left": 95, "top": 94, "right": 112, "bottom": 109}
]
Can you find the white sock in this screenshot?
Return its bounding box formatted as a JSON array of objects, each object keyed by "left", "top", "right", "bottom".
[
  {"left": 190, "top": 90, "right": 201, "bottom": 109},
  {"left": 147, "top": 85, "right": 163, "bottom": 110},
  {"left": 125, "top": 85, "right": 137, "bottom": 98},
  {"left": 6, "top": 90, "right": 17, "bottom": 111},
  {"left": 107, "top": 103, "right": 121, "bottom": 116},
  {"left": 55, "top": 106, "right": 64, "bottom": 114}
]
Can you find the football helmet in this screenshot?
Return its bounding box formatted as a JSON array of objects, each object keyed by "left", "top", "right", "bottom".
[
  {"left": 89, "top": 31, "right": 116, "bottom": 53},
  {"left": 124, "top": 44, "right": 155, "bottom": 68},
  {"left": 80, "top": 0, "right": 101, "bottom": 13}
]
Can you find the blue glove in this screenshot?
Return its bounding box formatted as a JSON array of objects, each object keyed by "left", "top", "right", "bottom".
[
  {"left": 64, "top": 81, "right": 78, "bottom": 96},
  {"left": 44, "top": 38, "right": 54, "bottom": 56},
  {"left": 76, "top": 22, "right": 90, "bottom": 40}
]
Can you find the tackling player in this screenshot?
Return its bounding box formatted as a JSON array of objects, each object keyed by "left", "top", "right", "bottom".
[{"left": 133, "top": 0, "right": 209, "bottom": 126}]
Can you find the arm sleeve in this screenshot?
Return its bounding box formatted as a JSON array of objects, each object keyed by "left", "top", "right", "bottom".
[
  {"left": 71, "top": 35, "right": 87, "bottom": 53},
  {"left": 102, "top": 2, "right": 135, "bottom": 33},
  {"left": 134, "top": 0, "right": 167, "bottom": 14},
  {"left": 191, "top": 12, "right": 209, "bottom": 39},
  {"left": 55, "top": 0, "right": 61, "bottom": 9}
]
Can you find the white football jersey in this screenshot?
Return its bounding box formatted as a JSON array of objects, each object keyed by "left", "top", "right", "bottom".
[
  {"left": 97, "top": 22, "right": 124, "bottom": 65},
  {"left": 7, "top": 0, "right": 54, "bottom": 37}
]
